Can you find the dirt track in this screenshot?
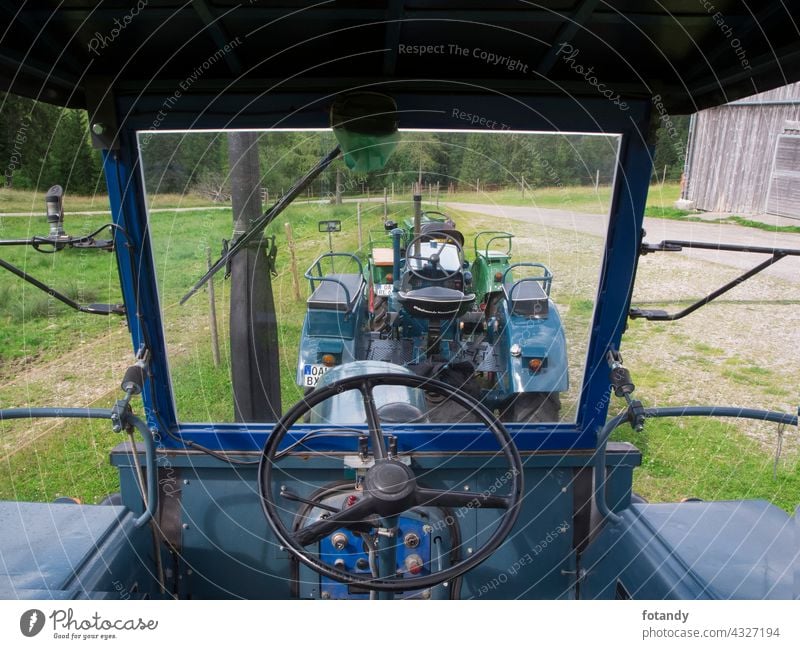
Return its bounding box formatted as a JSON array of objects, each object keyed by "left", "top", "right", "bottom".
[{"left": 446, "top": 202, "right": 800, "bottom": 285}]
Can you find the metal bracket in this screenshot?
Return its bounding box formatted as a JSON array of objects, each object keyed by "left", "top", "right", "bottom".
[
  {"left": 85, "top": 77, "right": 121, "bottom": 150},
  {"left": 111, "top": 398, "right": 134, "bottom": 433},
  {"left": 631, "top": 239, "right": 800, "bottom": 321}
]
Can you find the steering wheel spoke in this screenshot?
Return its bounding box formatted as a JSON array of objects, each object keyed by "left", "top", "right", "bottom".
[
  {"left": 415, "top": 487, "right": 511, "bottom": 510},
  {"left": 359, "top": 380, "right": 388, "bottom": 460},
  {"left": 292, "top": 495, "right": 378, "bottom": 546}
]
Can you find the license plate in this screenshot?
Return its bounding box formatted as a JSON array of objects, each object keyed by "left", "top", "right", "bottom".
[
  {"left": 375, "top": 283, "right": 393, "bottom": 297},
  {"left": 303, "top": 364, "right": 331, "bottom": 387}
]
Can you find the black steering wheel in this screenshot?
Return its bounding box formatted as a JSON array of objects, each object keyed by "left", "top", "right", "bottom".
[
  {"left": 405, "top": 232, "right": 464, "bottom": 283},
  {"left": 259, "top": 372, "right": 524, "bottom": 592}
]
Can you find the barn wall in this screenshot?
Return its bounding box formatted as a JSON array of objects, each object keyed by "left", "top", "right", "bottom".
[{"left": 683, "top": 82, "right": 800, "bottom": 215}]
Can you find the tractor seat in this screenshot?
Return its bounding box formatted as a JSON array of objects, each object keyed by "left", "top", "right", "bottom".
[
  {"left": 307, "top": 273, "right": 364, "bottom": 312},
  {"left": 504, "top": 281, "right": 549, "bottom": 318},
  {"left": 419, "top": 222, "right": 465, "bottom": 247},
  {"left": 397, "top": 286, "right": 475, "bottom": 319}
]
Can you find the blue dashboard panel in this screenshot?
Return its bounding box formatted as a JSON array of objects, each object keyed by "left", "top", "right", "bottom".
[{"left": 109, "top": 444, "right": 641, "bottom": 599}]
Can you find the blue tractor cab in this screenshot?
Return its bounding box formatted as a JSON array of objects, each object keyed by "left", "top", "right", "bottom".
[{"left": 0, "top": 3, "right": 798, "bottom": 608}]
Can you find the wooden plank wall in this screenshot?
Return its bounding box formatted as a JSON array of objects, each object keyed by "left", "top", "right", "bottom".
[
  {"left": 684, "top": 82, "right": 800, "bottom": 216},
  {"left": 765, "top": 134, "right": 800, "bottom": 217}
]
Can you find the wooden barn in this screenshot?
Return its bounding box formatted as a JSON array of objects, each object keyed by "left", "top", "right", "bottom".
[{"left": 681, "top": 81, "right": 800, "bottom": 219}]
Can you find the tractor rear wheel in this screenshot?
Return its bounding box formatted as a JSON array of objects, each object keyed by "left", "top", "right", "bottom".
[
  {"left": 371, "top": 295, "right": 389, "bottom": 331},
  {"left": 500, "top": 392, "right": 560, "bottom": 423}
]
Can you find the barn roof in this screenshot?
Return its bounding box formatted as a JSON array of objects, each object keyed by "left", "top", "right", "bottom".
[{"left": 1, "top": 1, "right": 799, "bottom": 115}]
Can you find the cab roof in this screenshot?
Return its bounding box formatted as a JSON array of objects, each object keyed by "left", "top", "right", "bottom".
[{"left": 1, "top": 1, "right": 798, "bottom": 114}]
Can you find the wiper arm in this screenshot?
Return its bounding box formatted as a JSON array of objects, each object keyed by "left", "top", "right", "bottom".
[{"left": 180, "top": 145, "right": 341, "bottom": 305}]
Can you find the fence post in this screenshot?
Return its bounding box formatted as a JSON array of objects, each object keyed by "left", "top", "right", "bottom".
[
  {"left": 383, "top": 187, "right": 388, "bottom": 219},
  {"left": 284, "top": 222, "right": 301, "bottom": 301},
  {"left": 206, "top": 247, "right": 220, "bottom": 368},
  {"left": 357, "top": 202, "right": 363, "bottom": 249}
]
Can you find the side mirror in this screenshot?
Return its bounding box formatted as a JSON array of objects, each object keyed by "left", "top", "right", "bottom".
[
  {"left": 319, "top": 220, "right": 342, "bottom": 233},
  {"left": 45, "top": 185, "right": 66, "bottom": 238},
  {"left": 331, "top": 93, "right": 399, "bottom": 173}
]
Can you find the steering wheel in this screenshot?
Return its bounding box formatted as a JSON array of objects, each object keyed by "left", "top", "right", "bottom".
[
  {"left": 259, "top": 372, "right": 524, "bottom": 592},
  {"left": 405, "top": 232, "right": 464, "bottom": 283}
]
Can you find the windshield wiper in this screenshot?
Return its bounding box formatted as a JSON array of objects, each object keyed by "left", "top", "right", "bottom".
[{"left": 179, "top": 145, "right": 341, "bottom": 305}]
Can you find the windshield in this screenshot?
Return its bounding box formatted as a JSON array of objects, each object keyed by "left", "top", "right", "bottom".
[
  {"left": 139, "top": 129, "right": 619, "bottom": 424},
  {"left": 408, "top": 242, "right": 463, "bottom": 272}
]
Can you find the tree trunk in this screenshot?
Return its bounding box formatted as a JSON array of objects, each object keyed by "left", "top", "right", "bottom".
[{"left": 227, "top": 131, "right": 281, "bottom": 422}]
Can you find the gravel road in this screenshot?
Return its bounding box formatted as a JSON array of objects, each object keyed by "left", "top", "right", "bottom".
[{"left": 445, "top": 202, "right": 800, "bottom": 285}]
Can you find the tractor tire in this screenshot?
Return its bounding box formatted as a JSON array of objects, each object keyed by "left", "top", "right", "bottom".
[
  {"left": 499, "top": 392, "right": 560, "bottom": 424},
  {"left": 371, "top": 295, "right": 389, "bottom": 332}
]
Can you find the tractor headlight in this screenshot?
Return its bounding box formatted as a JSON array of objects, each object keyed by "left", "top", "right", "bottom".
[
  {"left": 510, "top": 344, "right": 522, "bottom": 357},
  {"left": 528, "top": 358, "right": 544, "bottom": 372}
]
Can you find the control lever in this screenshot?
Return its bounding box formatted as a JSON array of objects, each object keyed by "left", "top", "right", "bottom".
[{"left": 279, "top": 486, "right": 339, "bottom": 513}]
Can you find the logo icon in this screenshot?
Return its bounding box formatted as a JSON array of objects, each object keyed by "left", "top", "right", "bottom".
[{"left": 20, "top": 609, "right": 45, "bottom": 637}]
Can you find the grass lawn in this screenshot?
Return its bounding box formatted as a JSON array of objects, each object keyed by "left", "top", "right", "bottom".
[
  {"left": 0, "top": 187, "right": 221, "bottom": 214},
  {"left": 1, "top": 186, "right": 797, "bottom": 512}
]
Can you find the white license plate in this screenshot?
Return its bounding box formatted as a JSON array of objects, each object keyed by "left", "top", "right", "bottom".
[
  {"left": 375, "top": 283, "right": 393, "bottom": 297},
  {"left": 303, "top": 364, "right": 331, "bottom": 387}
]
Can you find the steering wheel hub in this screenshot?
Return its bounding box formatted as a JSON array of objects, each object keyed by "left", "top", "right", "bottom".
[{"left": 365, "top": 460, "right": 416, "bottom": 509}]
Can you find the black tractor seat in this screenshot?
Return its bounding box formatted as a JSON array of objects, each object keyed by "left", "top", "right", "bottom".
[
  {"left": 397, "top": 286, "right": 475, "bottom": 319},
  {"left": 504, "top": 280, "right": 549, "bottom": 318},
  {"left": 307, "top": 273, "right": 365, "bottom": 312},
  {"left": 419, "top": 221, "right": 465, "bottom": 246}
]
